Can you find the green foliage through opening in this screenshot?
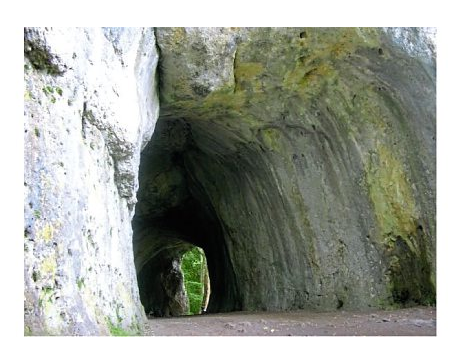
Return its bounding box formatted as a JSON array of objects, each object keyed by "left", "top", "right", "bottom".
[{"left": 180, "top": 247, "right": 210, "bottom": 315}]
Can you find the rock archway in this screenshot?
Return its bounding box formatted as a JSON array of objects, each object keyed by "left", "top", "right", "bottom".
[
  {"left": 24, "top": 27, "right": 436, "bottom": 336},
  {"left": 134, "top": 27, "right": 436, "bottom": 314},
  {"left": 132, "top": 116, "right": 241, "bottom": 314}
]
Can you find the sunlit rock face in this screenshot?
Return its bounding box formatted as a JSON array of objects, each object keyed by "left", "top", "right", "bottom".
[{"left": 24, "top": 27, "right": 159, "bottom": 335}]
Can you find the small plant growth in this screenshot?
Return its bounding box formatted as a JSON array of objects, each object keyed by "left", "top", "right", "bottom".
[{"left": 181, "top": 247, "right": 209, "bottom": 315}]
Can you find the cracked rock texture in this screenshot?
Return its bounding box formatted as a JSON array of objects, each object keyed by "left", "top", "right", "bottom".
[
  {"left": 25, "top": 27, "right": 436, "bottom": 335},
  {"left": 24, "top": 27, "right": 159, "bottom": 335}
]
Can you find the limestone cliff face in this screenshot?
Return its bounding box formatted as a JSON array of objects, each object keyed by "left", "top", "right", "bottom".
[
  {"left": 24, "top": 27, "right": 436, "bottom": 335},
  {"left": 24, "top": 27, "right": 159, "bottom": 335},
  {"left": 135, "top": 27, "right": 436, "bottom": 312}
]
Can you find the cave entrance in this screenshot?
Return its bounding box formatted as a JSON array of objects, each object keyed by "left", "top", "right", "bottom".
[
  {"left": 132, "top": 117, "right": 241, "bottom": 317},
  {"left": 136, "top": 242, "right": 210, "bottom": 317}
]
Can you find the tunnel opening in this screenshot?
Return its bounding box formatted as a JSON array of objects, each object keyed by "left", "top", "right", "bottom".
[
  {"left": 132, "top": 116, "right": 242, "bottom": 317},
  {"left": 131, "top": 28, "right": 437, "bottom": 316},
  {"left": 181, "top": 246, "right": 211, "bottom": 315},
  {"left": 136, "top": 242, "right": 210, "bottom": 317}
]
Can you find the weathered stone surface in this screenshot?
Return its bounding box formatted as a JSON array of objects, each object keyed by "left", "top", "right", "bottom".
[
  {"left": 24, "top": 27, "right": 159, "bottom": 335},
  {"left": 135, "top": 233, "right": 193, "bottom": 316},
  {"left": 25, "top": 27, "right": 436, "bottom": 335},
  {"left": 134, "top": 27, "right": 436, "bottom": 312}
]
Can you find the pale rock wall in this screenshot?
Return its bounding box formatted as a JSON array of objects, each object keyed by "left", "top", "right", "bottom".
[{"left": 23, "top": 27, "right": 159, "bottom": 335}]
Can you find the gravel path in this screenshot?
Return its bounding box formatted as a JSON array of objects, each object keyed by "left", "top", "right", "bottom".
[{"left": 144, "top": 306, "right": 435, "bottom": 336}]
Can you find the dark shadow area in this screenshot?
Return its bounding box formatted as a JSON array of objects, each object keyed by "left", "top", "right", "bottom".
[
  {"left": 137, "top": 245, "right": 189, "bottom": 317},
  {"left": 132, "top": 117, "right": 242, "bottom": 317},
  {"left": 136, "top": 243, "right": 211, "bottom": 317}
]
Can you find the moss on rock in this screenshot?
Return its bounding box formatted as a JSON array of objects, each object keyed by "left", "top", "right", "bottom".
[{"left": 145, "top": 27, "right": 436, "bottom": 311}]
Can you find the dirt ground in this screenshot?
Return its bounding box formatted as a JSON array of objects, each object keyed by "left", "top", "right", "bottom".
[{"left": 144, "top": 306, "right": 435, "bottom": 336}]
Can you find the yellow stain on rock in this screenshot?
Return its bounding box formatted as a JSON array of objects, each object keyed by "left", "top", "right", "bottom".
[
  {"left": 366, "top": 144, "right": 419, "bottom": 246},
  {"left": 38, "top": 223, "right": 54, "bottom": 243},
  {"left": 41, "top": 255, "right": 57, "bottom": 275}
]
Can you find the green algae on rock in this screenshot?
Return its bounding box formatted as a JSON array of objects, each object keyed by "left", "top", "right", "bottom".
[
  {"left": 134, "top": 27, "right": 435, "bottom": 313},
  {"left": 25, "top": 27, "right": 435, "bottom": 335}
]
